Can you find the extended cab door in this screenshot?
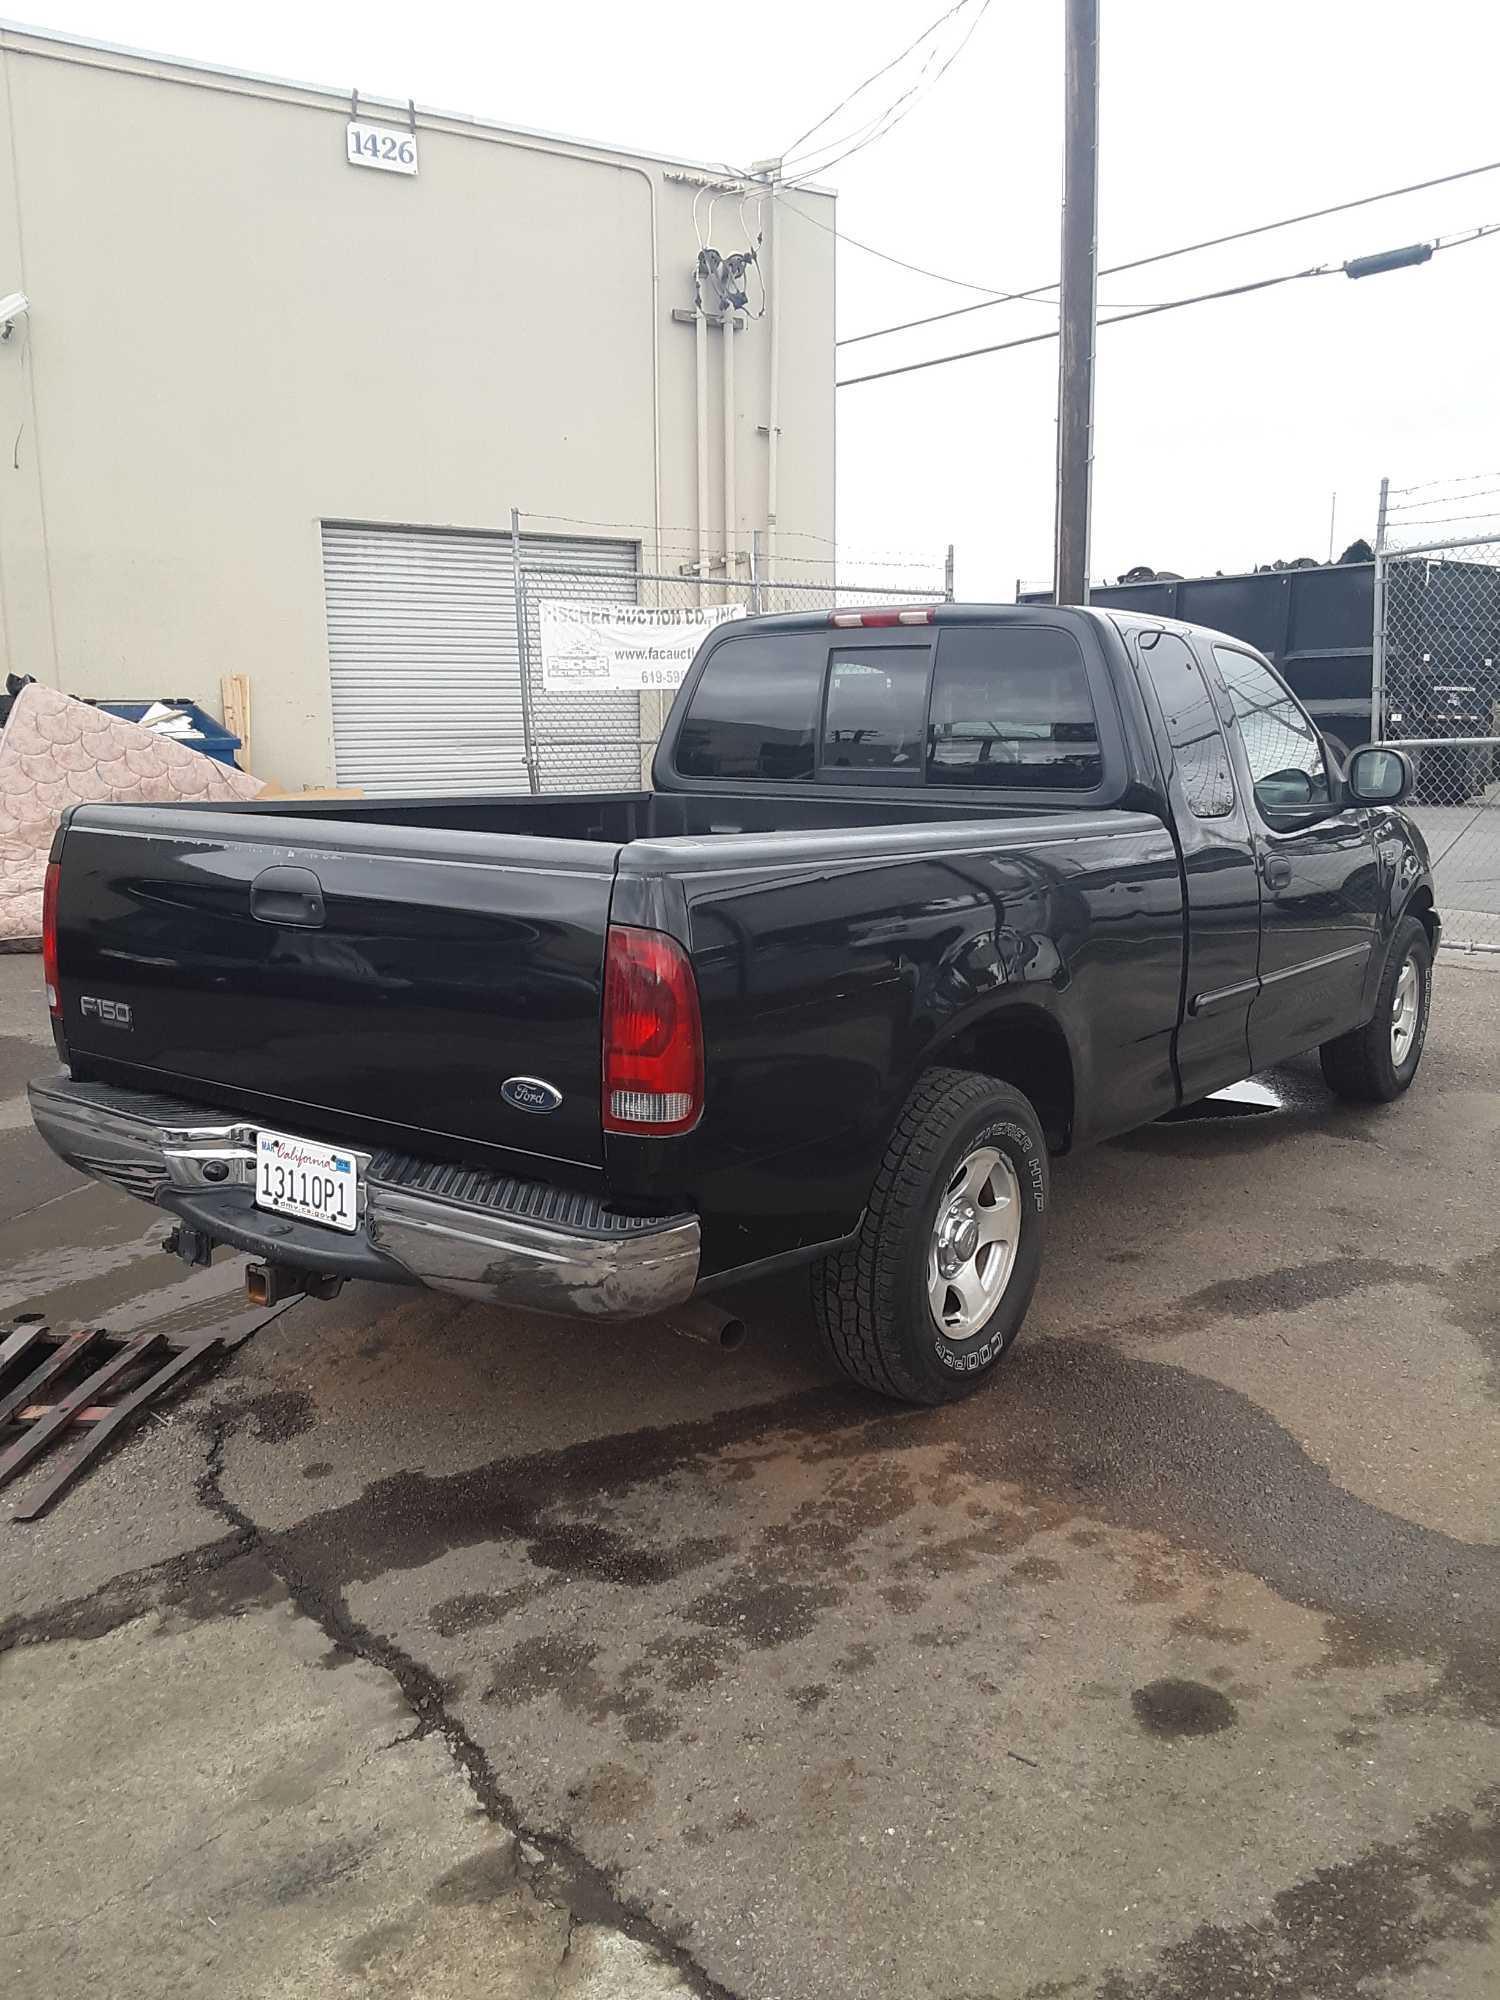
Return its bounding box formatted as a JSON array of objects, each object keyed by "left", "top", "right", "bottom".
[
  {"left": 1206, "top": 641, "right": 1380, "bottom": 1069},
  {"left": 1131, "top": 629, "right": 1261, "bottom": 1099}
]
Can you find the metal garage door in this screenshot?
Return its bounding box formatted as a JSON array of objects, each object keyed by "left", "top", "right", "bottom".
[{"left": 321, "top": 524, "right": 638, "bottom": 795}]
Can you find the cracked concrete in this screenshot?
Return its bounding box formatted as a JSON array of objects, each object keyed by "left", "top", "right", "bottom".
[
  {"left": 1, "top": 1418, "right": 699, "bottom": 2000},
  {"left": 3, "top": 951, "right": 1499, "bottom": 1999},
  {"left": 0, "top": 961, "right": 701, "bottom": 2000},
  {"left": 0, "top": 1561, "right": 691, "bottom": 1999}
]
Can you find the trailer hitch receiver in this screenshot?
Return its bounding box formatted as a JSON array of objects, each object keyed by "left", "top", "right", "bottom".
[{"left": 245, "top": 1262, "right": 342, "bottom": 1306}]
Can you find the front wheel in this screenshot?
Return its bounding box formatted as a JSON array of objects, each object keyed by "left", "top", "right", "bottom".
[
  {"left": 811, "top": 1069, "right": 1048, "bottom": 1405},
  {"left": 1319, "top": 913, "right": 1432, "bottom": 1103}
]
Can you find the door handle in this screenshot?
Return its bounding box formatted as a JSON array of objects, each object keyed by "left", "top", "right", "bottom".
[
  {"left": 1261, "top": 855, "right": 1292, "bottom": 890},
  {"left": 250, "top": 865, "right": 326, "bottom": 928}
]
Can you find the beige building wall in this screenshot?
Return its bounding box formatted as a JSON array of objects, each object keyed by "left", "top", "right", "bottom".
[{"left": 0, "top": 27, "right": 835, "bottom": 787}]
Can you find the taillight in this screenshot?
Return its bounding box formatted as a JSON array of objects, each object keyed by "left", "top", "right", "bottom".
[
  {"left": 41, "top": 860, "right": 61, "bottom": 1018},
  {"left": 602, "top": 925, "right": 703, "bottom": 1136},
  {"left": 829, "top": 607, "right": 936, "bottom": 629}
]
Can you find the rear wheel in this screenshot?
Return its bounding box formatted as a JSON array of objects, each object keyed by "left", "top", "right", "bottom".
[
  {"left": 1319, "top": 913, "right": 1432, "bottom": 1103},
  {"left": 811, "top": 1069, "right": 1047, "bottom": 1405}
]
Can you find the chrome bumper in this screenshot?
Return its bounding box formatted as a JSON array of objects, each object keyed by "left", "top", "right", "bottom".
[{"left": 27, "top": 1074, "right": 699, "bottom": 1321}]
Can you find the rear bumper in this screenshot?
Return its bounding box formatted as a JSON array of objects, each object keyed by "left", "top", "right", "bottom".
[{"left": 27, "top": 1074, "right": 699, "bottom": 1321}]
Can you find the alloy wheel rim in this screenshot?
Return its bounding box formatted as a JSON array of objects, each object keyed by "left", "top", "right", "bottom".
[
  {"left": 1391, "top": 956, "right": 1421, "bottom": 1067},
  {"left": 928, "top": 1146, "right": 1022, "bottom": 1339}
]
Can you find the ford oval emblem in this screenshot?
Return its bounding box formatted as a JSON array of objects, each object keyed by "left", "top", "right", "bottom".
[{"left": 501, "top": 1075, "right": 563, "bottom": 1115}]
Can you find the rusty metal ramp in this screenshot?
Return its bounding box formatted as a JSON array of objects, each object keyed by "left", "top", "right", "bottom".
[{"left": 0, "top": 1318, "right": 227, "bottom": 1520}]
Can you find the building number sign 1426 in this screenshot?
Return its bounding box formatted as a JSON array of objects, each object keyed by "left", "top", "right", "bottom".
[{"left": 346, "top": 121, "right": 418, "bottom": 176}]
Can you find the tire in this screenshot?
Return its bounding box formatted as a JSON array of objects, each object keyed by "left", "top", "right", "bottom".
[
  {"left": 811, "top": 1068, "right": 1048, "bottom": 1405},
  {"left": 1319, "top": 913, "right": 1433, "bottom": 1104}
]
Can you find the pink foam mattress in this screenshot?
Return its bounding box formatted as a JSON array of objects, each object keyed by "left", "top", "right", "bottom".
[{"left": 0, "top": 684, "right": 264, "bottom": 947}]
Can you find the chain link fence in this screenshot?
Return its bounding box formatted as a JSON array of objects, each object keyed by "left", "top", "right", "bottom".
[
  {"left": 514, "top": 559, "right": 951, "bottom": 789},
  {"left": 1374, "top": 478, "right": 1500, "bottom": 952}
]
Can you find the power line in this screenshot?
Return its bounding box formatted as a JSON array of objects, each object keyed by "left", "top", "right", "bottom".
[
  {"left": 775, "top": 3, "right": 993, "bottom": 190},
  {"left": 834, "top": 155, "right": 1500, "bottom": 347},
  {"left": 776, "top": 0, "right": 984, "bottom": 181},
  {"left": 777, "top": 19, "right": 971, "bottom": 186},
  {"left": 781, "top": 189, "right": 1042, "bottom": 297},
  {"left": 779, "top": 0, "right": 974, "bottom": 165},
  {"left": 836, "top": 223, "right": 1500, "bottom": 388},
  {"left": 840, "top": 266, "right": 1333, "bottom": 388},
  {"left": 781, "top": 189, "right": 1151, "bottom": 310}
]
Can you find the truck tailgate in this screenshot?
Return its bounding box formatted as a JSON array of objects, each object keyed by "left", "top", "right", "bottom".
[{"left": 52, "top": 806, "right": 619, "bottom": 1173}]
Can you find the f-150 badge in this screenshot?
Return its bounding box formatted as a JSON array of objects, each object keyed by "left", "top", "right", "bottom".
[{"left": 80, "top": 995, "right": 132, "bottom": 1029}]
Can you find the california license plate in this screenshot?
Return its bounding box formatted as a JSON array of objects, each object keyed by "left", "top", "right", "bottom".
[{"left": 255, "top": 1130, "right": 359, "bottom": 1233}]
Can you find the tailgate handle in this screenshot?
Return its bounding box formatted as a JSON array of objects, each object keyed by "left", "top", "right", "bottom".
[{"left": 250, "top": 865, "right": 326, "bottom": 928}]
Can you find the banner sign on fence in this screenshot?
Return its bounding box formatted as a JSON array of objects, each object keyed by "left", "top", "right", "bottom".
[{"left": 539, "top": 601, "right": 744, "bottom": 692}]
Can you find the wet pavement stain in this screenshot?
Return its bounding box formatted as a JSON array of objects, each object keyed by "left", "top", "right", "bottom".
[
  {"left": 523, "top": 1520, "right": 733, "bottom": 1588},
  {"left": 880, "top": 1582, "right": 926, "bottom": 1614},
  {"left": 428, "top": 1586, "right": 539, "bottom": 1637},
  {"left": 1131, "top": 1678, "right": 1239, "bottom": 1738},
  {"left": 217, "top": 1333, "right": 1500, "bottom": 1728},
  {"left": 1087, "top": 1255, "right": 1441, "bottom": 1351},
  {"left": 483, "top": 1632, "right": 679, "bottom": 1745},
  {"left": 1432, "top": 1243, "right": 1500, "bottom": 1400},
  {"left": 571, "top": 1762, "right": 655, "bottom": 1828},
  {"left": 1169, "top": 1609, "right": 1252, "bottom": 1646},
  {"left": 0, "top": 1541, "right": 271, "bottom": 1654},
  {"left": 1174, "top": 1256, "right": 1431, "bottom": 1321},
  {"left": 1005, "top": 1555, "right": 1065, "bottom": 1587},
  {"left": 483, "top": 1633, "right": 602, "bottom": 1710},
  {"left": 212, "top": 1388, "right": 317, "bottom": 1444},
  {"left": 639, "top": 1632, "right": 727, "bottom": 1694},
  {"left": 683, "top": 1575, "right": 845, "bottom": 1652},
  {"left": 426, "top": 1844, "right": 517, "bottom": 1905},
  {"left": 1085, "top": 1784, "right": 1500, "bottom": 2000}
]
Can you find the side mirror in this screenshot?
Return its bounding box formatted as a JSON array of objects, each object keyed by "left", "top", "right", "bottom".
[
  {"left": 1346, "top": 745, "right": 1413, "bottom": 805},
  {"left": 1254, "top": 767, "right": 1316, "bottom": 812}
]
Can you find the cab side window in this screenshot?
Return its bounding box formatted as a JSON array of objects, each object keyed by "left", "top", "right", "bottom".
[
  {"left": 1213, "top": 644, "right": 1331, "bottom": 815},
  {"left": 1135, "top": 632, "right": 1235, "bottom": 819},
  {"left": 927, "top": 626, "right": 1103, "bottom": 789}
]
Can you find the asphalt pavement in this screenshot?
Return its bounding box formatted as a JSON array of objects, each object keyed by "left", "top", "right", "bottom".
[{"left": 2, "top": 948, "right": 1497, "bottom": 2000}]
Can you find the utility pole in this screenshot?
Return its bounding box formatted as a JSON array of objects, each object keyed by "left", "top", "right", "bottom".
[{"left": 1053, "top": 0, "right": 1099, "bottom": 606}]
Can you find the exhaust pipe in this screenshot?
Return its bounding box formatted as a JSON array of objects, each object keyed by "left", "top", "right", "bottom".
[
  {"left": 662, "top": 1298, "right": 747, "bottom": 1351},
  {"left": 245, "top": 1262, "right": 342, "bottom": 1307}
]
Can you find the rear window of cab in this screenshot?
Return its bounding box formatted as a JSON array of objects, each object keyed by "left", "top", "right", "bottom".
[{"left": 673, "top": 625, "right": 1104, "bottom": 789}]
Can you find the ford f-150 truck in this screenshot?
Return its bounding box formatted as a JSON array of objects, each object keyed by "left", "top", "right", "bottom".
[{"left": 30, "top": 605, "right": 1437, "bottom": 1404}]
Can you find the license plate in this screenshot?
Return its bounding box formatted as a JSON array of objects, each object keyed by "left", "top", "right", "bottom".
[{"left": 255, "top": 1130, "right": 359, "bottom": 1233}]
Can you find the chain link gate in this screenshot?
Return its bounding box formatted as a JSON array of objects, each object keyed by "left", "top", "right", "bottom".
[
  {"left": 1374, "top": 478, "right": 1500, "bottom": 953},
  {"left": 512, "top": 560, "right": 952, "bottom": 792}
]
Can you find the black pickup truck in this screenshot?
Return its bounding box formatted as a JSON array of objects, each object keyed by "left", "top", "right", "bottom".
[{"left": 31, "top": 605, "right": 1437, "bottom": 1404}]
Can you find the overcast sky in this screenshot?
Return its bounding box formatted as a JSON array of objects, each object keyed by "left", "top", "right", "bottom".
[{"left": 12, "top": 0, "right": 1500, "bottom": 596}]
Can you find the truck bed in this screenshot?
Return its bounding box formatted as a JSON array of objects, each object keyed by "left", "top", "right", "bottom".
[
  {"left": 194, "top": 785, "right": 1078, "bottom": 841},
  {"left": 48, "top": 787, "right": 1173, "bottom": 1215}
]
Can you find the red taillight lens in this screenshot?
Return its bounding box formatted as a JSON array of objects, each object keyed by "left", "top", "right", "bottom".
[
  {"left": 602, "top": 925, "right": 703, "bottom": 1136},
  {"left": 41, "top": 860, "right": 61, "bottom": 1018}
]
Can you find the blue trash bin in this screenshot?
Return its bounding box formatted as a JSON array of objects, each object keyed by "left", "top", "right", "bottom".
[{"left": 88, "top": 699, "right": 243, "bottom": 769}]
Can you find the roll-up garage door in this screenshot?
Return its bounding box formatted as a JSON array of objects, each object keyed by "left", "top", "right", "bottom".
[{"left": 321, "top": 524, "right": 638, "bottom": 795}]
